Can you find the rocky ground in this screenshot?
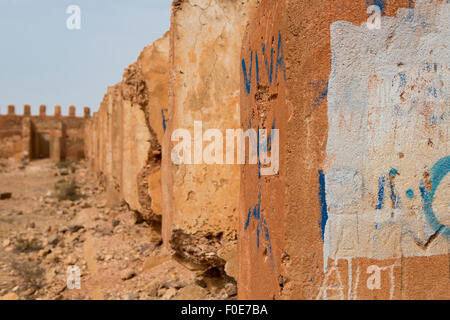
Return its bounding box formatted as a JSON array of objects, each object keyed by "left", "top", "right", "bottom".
[{"left": 0, "top": 159, "right": 236, "bottom": 300}]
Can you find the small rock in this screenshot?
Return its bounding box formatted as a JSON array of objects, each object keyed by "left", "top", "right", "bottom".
[
  {"left": 163, "top": 279, "right": 186, "bottom": 290},
  {"left": 64, "top": 255, "right": 77, "bottom": 265},
  {"left": 96, "top": 200, "right": 107, "bottom": 209},
  {"left": 59, "top": 226, "right": 69, "bottom": 234},
  {"left": 46, "top": 252, "right": 59, "bottom": 263},
  {"left": 68, "top": 224, "right": 84, "bottom": 234},
  {"left": 121, "top": 269, "right": 136, "bottom": 281},
  {"left": 59, "top": 168, "right": 69, "bottom": 176},
  {"left": 0, "top": 193, "right": 12, "bottom": 200},
  {"left": 81, "top": 201, "right": 92, "bottom": 209},
  {"left": 161, "top": 288, "right": 177, "bottom": 300},
  {"left": 26, "top": 222, "right": 36, "bottom": 229},
  {"left": 38, "top": 248, "right": 51, "bottom": 257},
  {"left": 47, "top": 235, "right": 59, "bottom": 246},
  {"left": 112, "top": 219, "right": 120, "bottom": 227},
  {"left": 0, "top": 293, "right": 19, "bottom": 300},
  {"left": 177, "top": 284, "right": 208, "bottom": 300},
  {"left": 143, "top": 279, "right": 162, "bottom": 297},
  {"left": 224, "top": 283, "right": 237, "bottom": 297},
  {"left": 22, "top": 288, "right": 36, "bottom": 296},
  {"left": 123, "top": 293, "right": 139, "bottom": 300}
]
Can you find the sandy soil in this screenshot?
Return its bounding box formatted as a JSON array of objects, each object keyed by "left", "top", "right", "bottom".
[{"left": 0, "top": 159, "right": 235, "bottom": 300}]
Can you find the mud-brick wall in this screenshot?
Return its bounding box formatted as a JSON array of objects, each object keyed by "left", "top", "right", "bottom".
[
  {"left": 61, "top": 117, "right": 86, "bottom": 161},
  {"left": 239, "top": 0, "right": 449, "bottom": 300},
  {"left": 1, "top": 107, "right": 87, "bottom": 161},
  {"left": 85, "top": 33, "right": 169, "bottom": 223},
  {"left": 0, "top": 115, "right": 23, "bottom": 159},
  {"left": 162, "top": 0, "right": 256, "bottom": 278}
]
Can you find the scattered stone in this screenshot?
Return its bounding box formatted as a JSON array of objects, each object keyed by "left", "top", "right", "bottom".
[
  {"left": 112, "top": 219, "right": 120, "bottom": 227},
  {"left": 38, "top": 248, "right": 51, "bottom": 257},
  {"left": 123, "top": 293, "right": 139, "bottom": 300},
  {"left": 22, "top": 288, "right": 36, "bottom": 296},
  {"left": 96, "top": 200, "right": 107, "bottom": 209},
  {"left": 2, "top": 239, "right": 11, "bottom": 247},
  {"left": 163, "top": 279, "right": 186, "bottom": 289},
  {"left": 143, "top": 279, "right": 162, "bottom": 297},
  {"left": 0, "top": 193, "right": 12, "bottom": 200},
  {"left": 121, "top": 269, "right": 136, "bottom": 281},
  {"left": 224, "top": 282, "right": 237, "bottom": 297},
  {"left": 26, "top": 222, "right": 36, "bottom": 229},
  {"left": 177, "top": 284, "right": 208, "bottom": 300},
  {"left": 58, "top": 226, "right": 69, "bottom": 234},
  {"left": 45, "top": 252, "right": 59, "bottom": 263},
  {"left": 0, "top": 293, "right": 19, "bottom": 300},
  {"left": 47, "top": 235, "right": 59, "bottom": 246},
  {"left": 68, "top": 224, "right": 84, "bottom": 234},
  {"left": 64, "top": 255, "right": 77, "bottom": 265},
  {"left": 59, "top": 169, "right": 69, "bottom": 176},
  {"left": 161, "top": 288, "right": 177, "bottom": 300}
]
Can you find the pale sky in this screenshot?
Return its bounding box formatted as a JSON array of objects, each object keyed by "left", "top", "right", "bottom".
[{"left": 0, "top": 0, "right": 172, "bottom": 116}]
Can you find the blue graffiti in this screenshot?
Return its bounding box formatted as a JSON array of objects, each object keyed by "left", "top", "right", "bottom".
[
  {"left": 419, "top": 156, "right": 450, "bottom": 238},
  {"left": 242, "top": 51, "right": 253, "bottom": 94},
  {"left": 406, "top": 189, "right": 414, "bottom": 199},
  {"left": 161, "top": 108, "right": 168, "bottom": 132},
  {"left": 372, "top": 158, "right": 449, "bottom": 238},
  {"left": 242, "top": 30, "right": 287, "bottom": 95},
  {"left": 244, "top": 188, "right": 274, "bottom": 266},
  {"left": 262, "top": 42, "right": 274, "bottom": 84},
  {"left": 310, "top": 81, "right": 329, "bottom": 109},
  {"left": 366, "top": 0, "right": 386, "bottom": 14},
  {"left": 318, "top": 170, "right": 328, "bottom": 240},
  {"left": 275, "top": 30, "right": 287, "bottom": 82},
  {"left": 255, "top": 51, "right": 260, "bottom": 87},
  {"left": 393, "top": 72, "right": 407, "bottom": 93},
  {"left": 376, "top": 169, "right": 401, "bottom": 210},
  {"left": 389, "top": 169, "right": 401, "bottom": 209},
  {"left": 376, "top": 176, "right": 386, "bottom": 210}
]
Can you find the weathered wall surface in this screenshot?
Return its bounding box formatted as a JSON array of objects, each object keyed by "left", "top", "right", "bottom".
[
  {"left": 85, "top": 33, "right": 169, "bottom": 225},
  {"left": 0, "top": 114, "right": 23, "bottom": 159},
  {"left": 239, "top": 0, "right": 448, "bottom": 300},
  {"left": 162, "top": 0, "right": 255, "bottom": 277}
]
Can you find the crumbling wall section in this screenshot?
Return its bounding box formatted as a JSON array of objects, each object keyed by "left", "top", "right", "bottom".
[
  {"left": 85, "top": 33, "right": 169, "bottom": 226},
  {"left": 162, "top": 0, "right": 256, "bottom": 278}
]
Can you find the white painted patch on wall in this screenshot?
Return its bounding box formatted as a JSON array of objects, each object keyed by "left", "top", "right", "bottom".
[{"left": 324, "top": 0, "right": 449, "bottom": 269}]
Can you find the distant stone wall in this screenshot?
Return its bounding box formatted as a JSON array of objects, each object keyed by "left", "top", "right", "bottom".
[
  {"left": 0, "top": 104, "right": 88, "bottom": 161},
  {"left": 0, "top": 113, "right": 23, "bottom": 159}
]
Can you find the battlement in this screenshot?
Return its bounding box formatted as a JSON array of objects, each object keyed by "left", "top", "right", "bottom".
[
  {"left": 1, "top": 104, "right": 90, "bottom": 118},
  {"left": 0, "top": 104, "right": 89, "bottom": 161}
]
